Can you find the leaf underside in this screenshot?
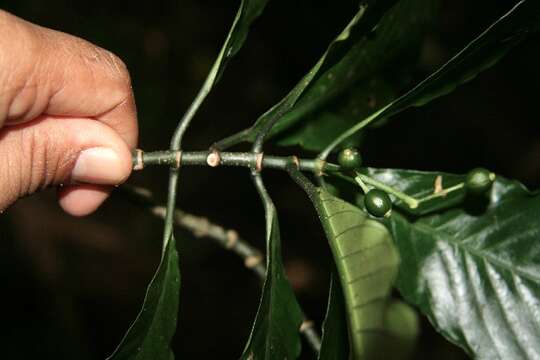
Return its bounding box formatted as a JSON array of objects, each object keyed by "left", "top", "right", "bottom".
[
  {"left": 313, "top": 189, "right": 400, "bottom": 359},
  {"left": 283, "top": 172, "right": 408, "bottom": 360},
  {"left": 318, "top": 277, "right": 419, "bottom": 360}
]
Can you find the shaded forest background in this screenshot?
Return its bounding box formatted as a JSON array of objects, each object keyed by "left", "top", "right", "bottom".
[{"left": 0, "top": 0, "right": 538, "bottom": 358}]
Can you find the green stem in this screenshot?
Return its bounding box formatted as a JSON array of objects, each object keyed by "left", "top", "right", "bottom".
[
  {"left": 354, "top": 176, "right": 370, "bottom": 194},
  {"left": 251, "top": 172, "right": 275, "bottom": 251},
  {"left": 355, "top": 173, "right": 419, "bottom": 209},
  {"left": 171, "top": 55, "right": 223, "bottom": 151},
  {"left": 163, "top": 171, "right": 180, "bottom": 244},
  {"left": 134, "top": 150, "right": 341, "bottom": 174},
  {"left": 164, "top": 34, "right": 232, "bottom": 245},
  {"left": 417, "top": 182, "right": 465, "bottom": 204}
]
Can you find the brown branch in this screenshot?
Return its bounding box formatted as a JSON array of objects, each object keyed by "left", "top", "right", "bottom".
[{"left": 118, "top": 185, "right": 322, "bottom": 353}]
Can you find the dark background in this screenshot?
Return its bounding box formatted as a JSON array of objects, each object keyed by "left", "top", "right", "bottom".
[{"left": 0, "top": 0, "right": 539, "bottom": 359}]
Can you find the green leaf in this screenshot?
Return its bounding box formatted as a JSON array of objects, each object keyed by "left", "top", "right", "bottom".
[
  {"left": 245, "top": 0, "right": 400, "bottom": 143},
  {"left": 207, "top": 0, "right": 269, "bottom": 86},
  {"left": 241, "top": 196, "right": 303, "bottom": 358},
  {"left": 318, "top": 276, "right": 420, "bottom": 360},
  {"left": 397, "top": 0, "right": 540, "bottom": 109},
  {"left": 106, "top": 235, "right": 180, "bottom": 360},
  {"left": 314, "top": 189, "right": 400, "bottom": 358},
  {"left": 319, "top": 275, "right": 349, "bottom": 360},
  {"left": 247, "top": 0, "right": 438, "bottom": 143},
  {"left": 277, "top": 112, "right": 359, "bottom": 151},
  {"left": 289, "top": 167, "right": 401, "bottom": 359},
  {"left": 368, "top": 168, "right": 540, "bottom": 359},
  {"left": 323, "top": 0, "right": 540, "bottom": 157},
  {"left": 276, "top": 78, "right": 395, "bottom": 151}
]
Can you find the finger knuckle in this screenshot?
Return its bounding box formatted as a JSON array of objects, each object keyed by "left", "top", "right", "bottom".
[
  {"left": 18, "top": 123, "right": 76, "bottom": 194},
  {"left": 0, "top": 138, "right": 21, "bottom": 209}
]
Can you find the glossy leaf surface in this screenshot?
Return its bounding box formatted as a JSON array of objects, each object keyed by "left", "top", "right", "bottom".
[
  {"left": 366, "top": 168, "right": 540, "bottom": 359},
  {"left": 362, "top": 168, "right": 466, "bottom": 216}
]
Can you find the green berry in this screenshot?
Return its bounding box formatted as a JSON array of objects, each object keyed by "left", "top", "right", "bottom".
[
  {"left": 338, "top": 147, "right": 362, "bottom": 170},
  {"left": 364, "top": 189, "right": 392, "bottom": 218},
  {"left": 466, "top": 168, "right": 495, "bottom": 195}
]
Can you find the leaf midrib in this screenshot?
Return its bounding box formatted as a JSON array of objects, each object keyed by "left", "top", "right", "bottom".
[{"left": 413, "top": 222, "right": 540, "bottom": 284}]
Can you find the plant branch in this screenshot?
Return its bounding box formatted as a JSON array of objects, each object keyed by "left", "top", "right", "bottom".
[
  {"left": 133, "top": 150, "right": 340, "bottom": 174},
  {"left": 118, "top": 185, "right": 322, "bottom": 353},
  {"left": 163, "top": 48, "right": 226, "bottom": 248},
  {"left": 171, "top": 53, "right": 225, "bottom": 151}
]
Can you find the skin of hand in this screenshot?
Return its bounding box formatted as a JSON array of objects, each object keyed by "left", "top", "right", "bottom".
[{"left": 0, "top": 10, "right": 138, "bottom": 216}]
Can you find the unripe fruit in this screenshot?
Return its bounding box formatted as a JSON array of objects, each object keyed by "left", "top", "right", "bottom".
[
  {"left": 364, "top": 189, "right": 392, "bottom": 218},
  {"left": 466, "top": 168, "right": 495, "bottom": 195},
  {"left": 338, "top": 147, "right": 362, "bottom": 171}
]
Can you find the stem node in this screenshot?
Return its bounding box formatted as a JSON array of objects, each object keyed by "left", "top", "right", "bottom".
[
  {"left": 206, "top": 150, "right": 222, "bottom": 167},
  {"left": 300, "top": 320, "right": 315, "bottom": 333},
  {"left": 255, "top": 152, "right": 264, "bottom": 172},
  {"left": 291, "top": 155, "right": 300, "bottom": 169},
  {"left": 133, "top": 149, "right": 145, "bottom": 171},
  {"left": 245, "top": 255, "right": 263, "bottom": 269},
  {"left": 315, "top": 159, "right": 326, "bottom": 176},
  {"left": 225, "top": 230, "right": 239, "bottom": 249},
  {"left": 175, "top": 151, "right": 182, "bottom": 169}
]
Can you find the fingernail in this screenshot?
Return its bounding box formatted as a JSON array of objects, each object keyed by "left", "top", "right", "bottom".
[{"left": 72, "top": 147, "right": 125, "bottom": 184}]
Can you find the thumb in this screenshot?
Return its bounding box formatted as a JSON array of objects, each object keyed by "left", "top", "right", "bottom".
[{"left": 0, "top": 115, "right": 133, "bottom": 215}]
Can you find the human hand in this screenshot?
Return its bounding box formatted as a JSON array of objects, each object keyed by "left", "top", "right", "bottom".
[{"left": 0, "top": 10, "right": 137, "bottom": 216}]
